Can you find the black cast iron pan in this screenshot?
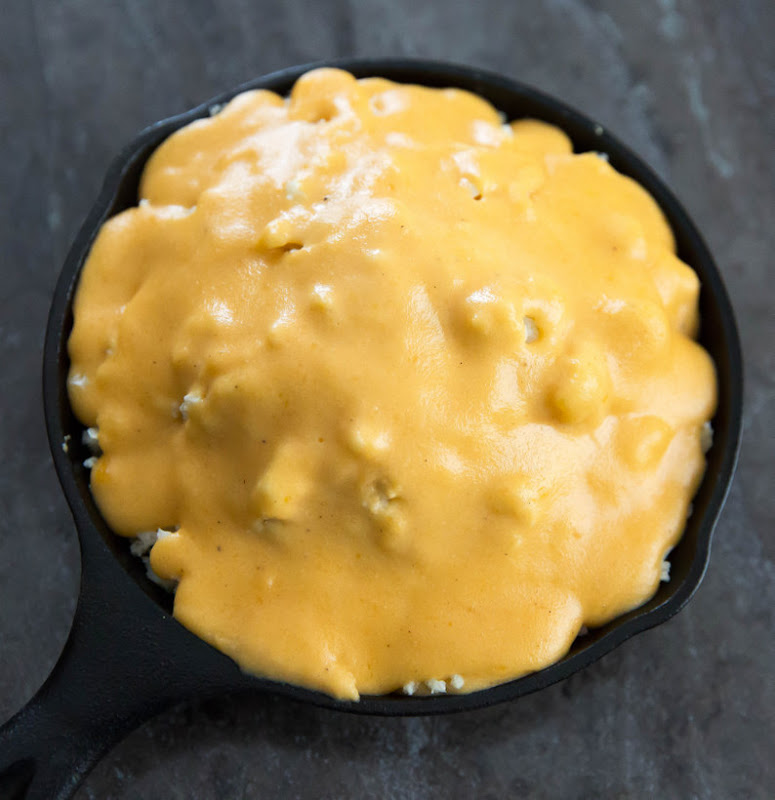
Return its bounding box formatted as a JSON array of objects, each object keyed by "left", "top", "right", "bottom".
[{"left": 0, "top": 58, "right": 743, "bottom": 799}]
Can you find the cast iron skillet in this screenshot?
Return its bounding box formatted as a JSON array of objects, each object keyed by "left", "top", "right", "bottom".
[{"left": 0, "top": 58, "right": 742, "bottom": 799}]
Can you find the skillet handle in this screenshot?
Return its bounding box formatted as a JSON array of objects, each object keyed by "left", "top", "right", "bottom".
[
  {"left": 0, "top": 597, "right": 129, "bottom": 800},
  {"left": 0, "top": 541, "right": 233, "bottom": 800}
]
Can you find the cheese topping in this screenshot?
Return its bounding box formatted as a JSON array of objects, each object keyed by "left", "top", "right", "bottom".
[{"left": 68, "top": 69, "right": 716, "bottom": 700}]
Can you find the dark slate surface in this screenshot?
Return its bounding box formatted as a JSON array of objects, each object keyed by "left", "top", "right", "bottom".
[{"left": 1, "top": 1, "right": 773, "bottom": 797}]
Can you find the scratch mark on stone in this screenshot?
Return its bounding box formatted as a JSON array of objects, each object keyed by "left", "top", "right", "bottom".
[
  {"left": 47, "top": 191, "right": 62, "bottom": 232},
  {"left": 684, "top": 68, "right": 735, "bottom": 179},
  {"left": 742, "top": 387, "right": 774, "bottom": 435},
  {"left": 657, "top": 0, "right": 685, "bottom": 40}
]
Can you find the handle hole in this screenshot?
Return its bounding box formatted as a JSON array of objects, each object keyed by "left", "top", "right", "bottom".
[{"left": 0, "top": 758, "right": 35, "bottom": 800}]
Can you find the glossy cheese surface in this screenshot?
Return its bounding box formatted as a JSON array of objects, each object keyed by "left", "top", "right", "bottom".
[{"left": 68, "top": 69, "right": 716, "bottom": 699}]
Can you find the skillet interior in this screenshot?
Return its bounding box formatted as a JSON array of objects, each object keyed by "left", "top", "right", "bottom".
[{"left": 44, "top": 57, "right": 743, "bottom": 716}]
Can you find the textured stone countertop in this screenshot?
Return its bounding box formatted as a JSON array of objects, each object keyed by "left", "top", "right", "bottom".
[{"left": 1, "top": 1, "right": 773, "bottom": 797}]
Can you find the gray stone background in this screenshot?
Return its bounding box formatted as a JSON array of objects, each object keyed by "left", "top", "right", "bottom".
[{"left": 1, "top": 0, "right": 773, "bottom": 797}]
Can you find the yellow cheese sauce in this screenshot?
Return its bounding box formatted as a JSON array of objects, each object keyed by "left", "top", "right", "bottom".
[{"left": 68, "top": 68, "right": 716, "bottom": 700}]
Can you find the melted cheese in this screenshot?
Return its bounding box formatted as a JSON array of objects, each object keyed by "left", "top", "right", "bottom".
[{"left": 68, "top": 68, "right": 716, "bottom": 700}]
